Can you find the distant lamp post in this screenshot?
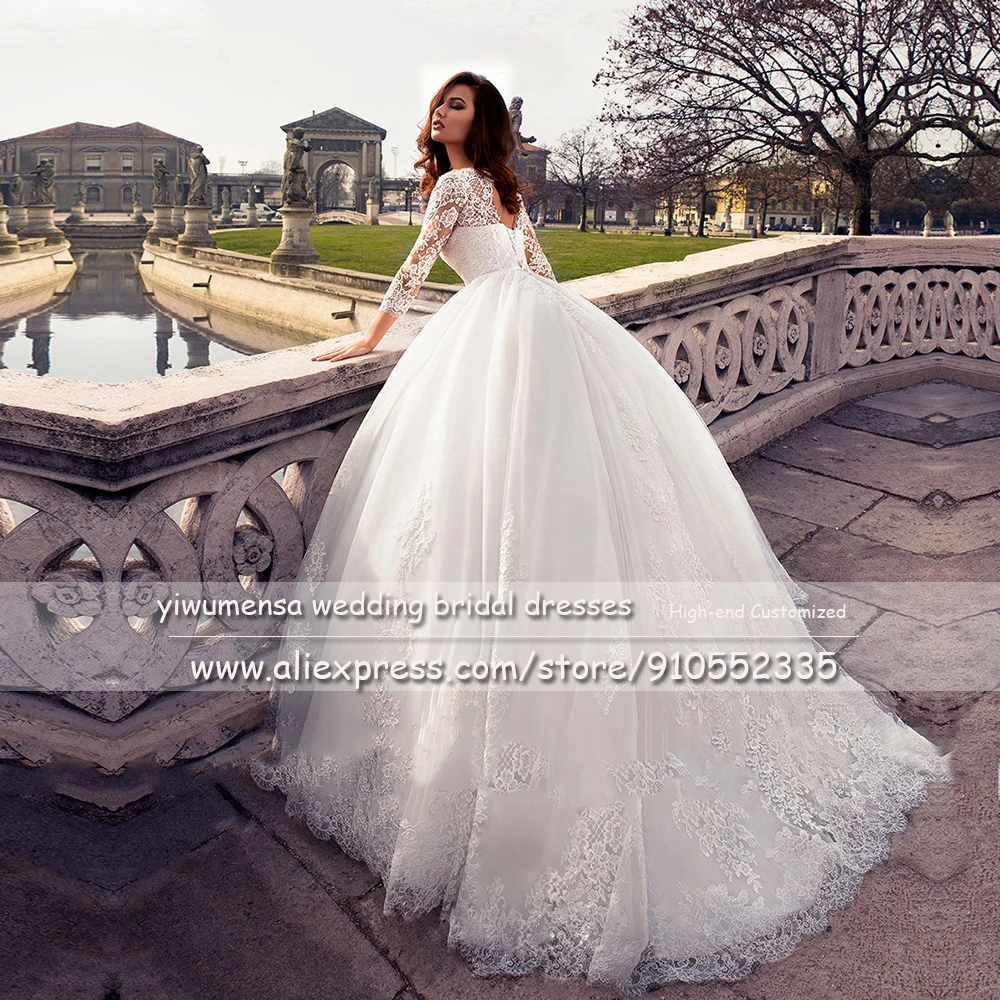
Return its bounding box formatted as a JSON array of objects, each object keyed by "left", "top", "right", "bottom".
[
  {"left": 407, "top": 179, "right": 415, "bottom": 225},
  {"left": 238, "top": 160, "right": 248, "bottom": 174},
  {"left": 391, "top": 146, "right": 399, "bottom": 178}
]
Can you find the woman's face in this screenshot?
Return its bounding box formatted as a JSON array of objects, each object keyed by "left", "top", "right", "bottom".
[{"left": 431, "top": 84, "right": 476, "bottom": 146}]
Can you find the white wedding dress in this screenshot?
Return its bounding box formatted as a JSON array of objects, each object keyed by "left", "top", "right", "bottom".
[{"left": 249, "top": 167, "right": 951, "bottom": 994}]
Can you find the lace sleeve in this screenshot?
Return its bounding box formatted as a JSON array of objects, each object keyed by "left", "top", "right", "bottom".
[
  {"left": 378, "top": 174, "right": 463, "bottom": 317},
  {"left": 516, "top": 194, "right": 556, "bottom": 281}
]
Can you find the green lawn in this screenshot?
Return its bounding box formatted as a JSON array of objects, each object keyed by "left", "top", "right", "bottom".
[{"left": 212, "top": 225, "right": 748, "bottom": 283}]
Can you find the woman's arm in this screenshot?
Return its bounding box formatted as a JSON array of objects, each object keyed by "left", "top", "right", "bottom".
[
  {"left": 516, "top": 194, "right": 556, "bottom": 281},
  {"left": 313, "top": 174, "right": 463, "bottom": 362}
]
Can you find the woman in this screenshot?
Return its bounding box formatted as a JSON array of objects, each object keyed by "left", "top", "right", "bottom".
[{"left": 250, "top": 71, "right": 950, "bottom": 994}]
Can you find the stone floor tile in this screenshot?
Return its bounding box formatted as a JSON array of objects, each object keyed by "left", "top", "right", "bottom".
[
  {"left": 847, "top": 494, "right": 1000, "bottom": 555},
  {"left": 734, "top": 456, "right": 883, "bottom": 527},
  {"left": 857, "top": 380, "right": 1000, "bottom": 419}
]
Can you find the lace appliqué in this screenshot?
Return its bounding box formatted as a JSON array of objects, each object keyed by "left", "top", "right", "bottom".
[{"left": 497, "top": 503, "right": 529, "bottom": 590}]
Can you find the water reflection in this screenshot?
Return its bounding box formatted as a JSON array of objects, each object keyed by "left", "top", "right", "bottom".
[{"left": 0, "top": 249, "right": 251, "bottom": 380}]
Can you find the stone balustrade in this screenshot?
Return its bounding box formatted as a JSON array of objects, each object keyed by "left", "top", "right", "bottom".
[{"left": 3, "top": 233, "right": 1000, "bottom": 779}]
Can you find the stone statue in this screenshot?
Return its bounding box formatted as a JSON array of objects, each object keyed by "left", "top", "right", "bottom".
[
  {"left": 173, "top": 172, "right": 184, "bottom": 206},
  {"left": 9, "top": 174, "right": 23, "bottom": 206},
  {"left": 306, "top": 177, "right": 316, "bottom": 207},
  {"left": 131, "top": 182, "right": 141, "bottom": 208},
  {"left": 281, "top": 126, "right": 312, "bottom": 206},
  {"left": 153, "top": 161, "right": 172, "bottom": 205},
  {"left": 724, "top": 204, "right": 732, "bottom": 231},
  {"left": 187, "top": 145, "right": 210, "bottom": 205},
  {"left": 368, "top": 176, "right": 379, "bottom": 203},
  {"left": 246, "top": 182, "right": 257, "bottom": 208},
  {"left": 74, "top": 181, "right": 86, "bottom": 204},
  {"left": 222, "top": 187, "right": 231, "bottom": 211},
  {"left": 922, "top": 209, "right": 933, "bottom": 236},
  {"left": 507, "top": 96, "right": 535, "bottom": 157},
  {"left": 29, "top": 160, "right": 56, "bottom": 205}
]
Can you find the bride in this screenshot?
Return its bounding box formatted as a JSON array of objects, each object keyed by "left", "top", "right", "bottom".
[{"left": 249, "top": 71, "right": 951, "bottom": 994}]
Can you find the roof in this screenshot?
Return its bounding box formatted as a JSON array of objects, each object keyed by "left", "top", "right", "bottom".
[
  {"left": 2, "top": 121, "right": 195, "bottom": 143},
  {"left": 280, "top": 107, "right": 386, "bottom": 138}
]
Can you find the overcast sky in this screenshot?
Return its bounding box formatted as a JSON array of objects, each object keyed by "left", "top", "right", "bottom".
[{"left": 6, "top": 0, "right": 637, "bottom": 176}]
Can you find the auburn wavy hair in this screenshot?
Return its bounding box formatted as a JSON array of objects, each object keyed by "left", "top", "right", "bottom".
[{"left": 414, "top": 71, "right": 532, "bottom": 215}]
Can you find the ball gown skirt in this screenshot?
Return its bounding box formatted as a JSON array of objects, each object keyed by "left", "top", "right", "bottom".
[{"left": 249, "top": 262, "right": 951, "bottom": 996}]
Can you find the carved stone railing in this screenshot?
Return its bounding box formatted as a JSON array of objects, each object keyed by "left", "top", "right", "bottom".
[{"left": 3, "top": 234, "right": 1000, "bottom": 788}]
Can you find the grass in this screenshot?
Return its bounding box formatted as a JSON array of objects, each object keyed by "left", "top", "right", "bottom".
[{"left": 211, "top": 225, "right": 749, "bottom": 283}]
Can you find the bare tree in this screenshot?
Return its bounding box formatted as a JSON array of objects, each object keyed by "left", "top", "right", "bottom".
[
  {"left": 258, "top": 159, "right": 282, "bottom": 174},
  {"left": 594, "top": 0, "right": 940, "bottom": 235},
  {"left": 547, "top": 125, "right": 608, "bottom": 231}
]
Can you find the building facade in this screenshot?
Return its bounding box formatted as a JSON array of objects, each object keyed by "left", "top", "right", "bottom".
[{"left": 0, "top": 121, "right": 199, "bottom": 212}]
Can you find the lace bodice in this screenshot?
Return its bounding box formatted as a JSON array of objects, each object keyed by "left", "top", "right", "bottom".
[{"left": 378, "top": 167, "right": 556, "bottom": 317}]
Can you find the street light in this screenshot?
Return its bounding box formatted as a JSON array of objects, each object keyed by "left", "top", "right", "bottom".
[
  {"left": 238, "top": 160, "right": 247, "bottom": 174},
  {"left": 407, "top": 179, "right": 414, "bottom": 225}
]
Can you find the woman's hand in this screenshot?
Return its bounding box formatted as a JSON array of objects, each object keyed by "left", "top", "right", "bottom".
[{"left": 312, "top": 334, "right": 375, "bottom": 363}]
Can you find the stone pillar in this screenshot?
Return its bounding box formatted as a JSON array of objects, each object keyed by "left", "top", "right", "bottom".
[
  {"left": 21, "top": 204, "right": 66, "bottom": 244},
  {"left": 154, "top": 312, "right": 173, "bottom": 376},
  {"left": 66, "top": 198, "right": 87, "bottom": 224},
  {"left": 0, "top": 206, "right": 20, "bottom": 257},
  {"left": 176, "top": 205, "right": 217, "bottom": 255},
  {"left": 244, "top": 204, "right": 258, "bottom": 227},
  {"left": 6, "top": 205, "right": 27, "bottom": 233},
  {"left": 269, "top": 206, "right": 320, "bottom": 272},
  {"left": 147, "top": 204, "right": 178, "bottom": 245},
  {"left": 25, "top": 311, "right": 53, "bottom": 376},
  {"left": 180, "top": 328, "right": 210, "bottom": 368}
]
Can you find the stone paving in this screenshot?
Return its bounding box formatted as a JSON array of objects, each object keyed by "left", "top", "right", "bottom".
[{"left": 3, "top": 378, "right": 998, "bottom": 1000}]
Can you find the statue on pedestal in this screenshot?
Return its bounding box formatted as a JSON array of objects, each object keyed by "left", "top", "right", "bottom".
[
  {"left": 9, "top": 174, "right": 23, "bottom": 206},
  {"left": 507, "top": 96, "right": 535, "bottom": 158},
  {"left": 368, "top": 175, "right": 379, "bottom": 204},
  {"left": 29, "top": 160, "right": 56, "bottom": 205},
  {"left": 153, "top": 161, "right": 172, "bottom": 206},
  {"left": 74, "top": 181, "right": 86, "bottom": 205},
  {"left": 173, "top": 172, "right": 184, "bottom": 207},
  {"left": 247, "top": 183, "right": 257, "bottom": 208},
  {"left": 281, "top": 126, "right": 312, "bottom": 206},
  {"left": 221, "top": 188, "right": 231, "bottom": 215},
  {"left": 187, "top": 146, "right": 210, "bottom": 205}
]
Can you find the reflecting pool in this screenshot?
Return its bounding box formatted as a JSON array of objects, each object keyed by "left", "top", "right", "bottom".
[{"left": 0, "top": 249, "right": 305, "bottom": 380}]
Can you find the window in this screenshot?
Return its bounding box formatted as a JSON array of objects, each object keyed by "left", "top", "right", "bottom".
[
  {"left": 86, "top": 186, "right": 101, "bottom": 203},
  {"left": 121, "top": 153, "right": 134, "bottom": 172},
  {"left": 85, "top": 153, "right": 102, "bottom": 172}
]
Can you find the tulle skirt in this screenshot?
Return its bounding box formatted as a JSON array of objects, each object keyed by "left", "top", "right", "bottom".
[{"left": 250, "top": 265, "right": 951, "bottom": 994}]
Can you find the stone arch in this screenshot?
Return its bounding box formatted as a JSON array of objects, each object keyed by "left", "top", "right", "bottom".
[{"left": 314, "top": 159, "right": 357, "bottom": 212}]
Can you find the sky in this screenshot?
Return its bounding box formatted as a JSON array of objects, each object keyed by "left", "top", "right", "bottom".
[{"left": 5, "top": 0, "right": 638, "bottom": 177}]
